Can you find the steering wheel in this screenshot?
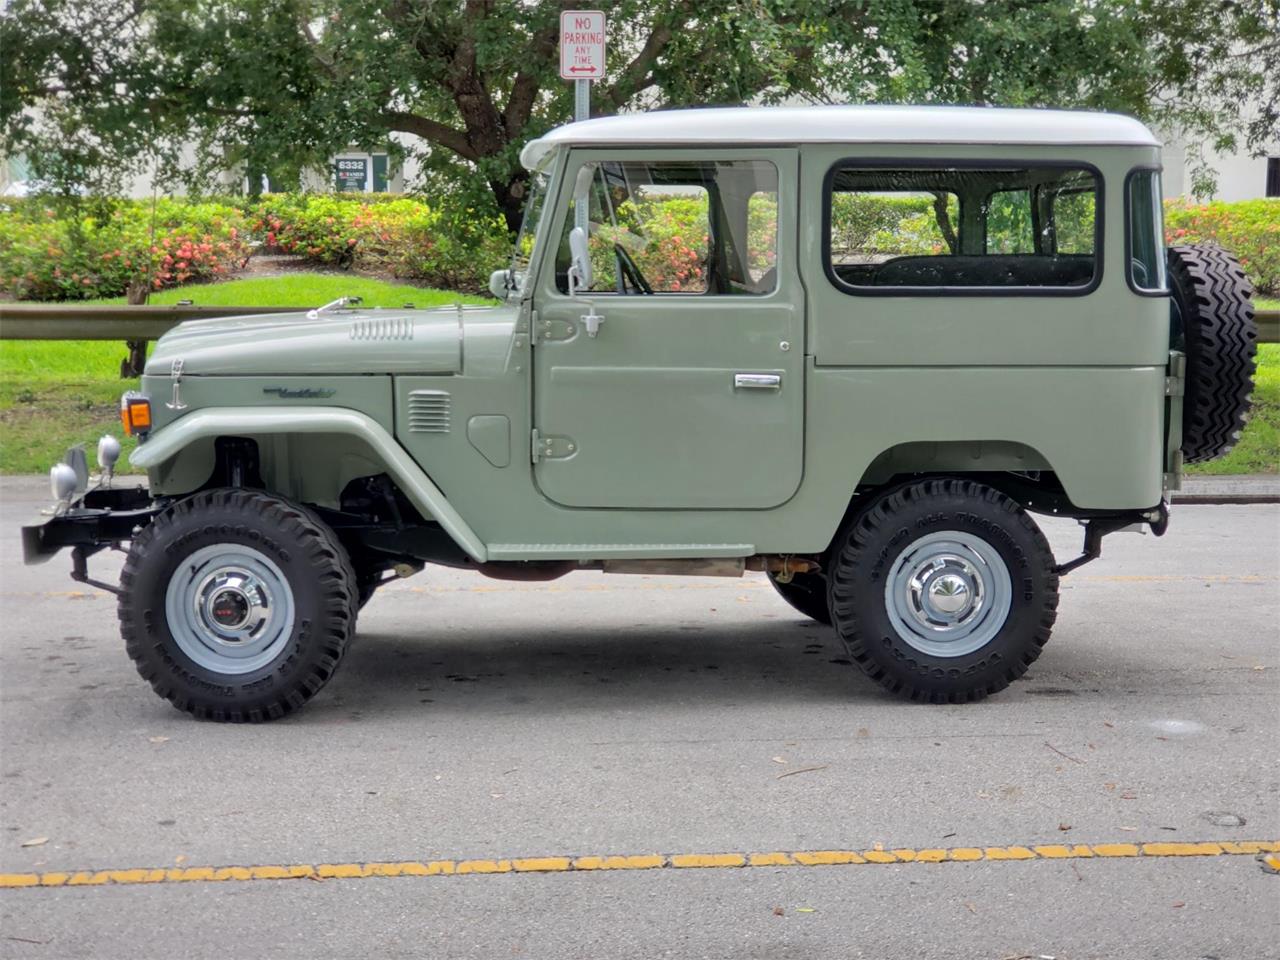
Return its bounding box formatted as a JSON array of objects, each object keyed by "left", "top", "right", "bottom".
[{"left": 613, "top": 243, "right": 653, "bottom": 295}]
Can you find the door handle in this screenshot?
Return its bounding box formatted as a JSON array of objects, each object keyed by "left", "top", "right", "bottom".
[{"left": 734, "top": 373, "right": 781, "bottom": 389}]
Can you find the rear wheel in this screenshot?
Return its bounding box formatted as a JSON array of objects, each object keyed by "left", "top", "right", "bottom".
[
  {"left": 118, "top": 489, "right": 357, "bottom": 721},
  {"left": 827, "top": 479, "right": 1058, "bottom": 703},
  {"left": 767, "top": 570, "right": 832, "bottom": 625}
]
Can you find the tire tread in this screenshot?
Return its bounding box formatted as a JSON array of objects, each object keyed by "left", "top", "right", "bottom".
[{"left": 118, "top": 488, "right": 357, "bottom": 722}]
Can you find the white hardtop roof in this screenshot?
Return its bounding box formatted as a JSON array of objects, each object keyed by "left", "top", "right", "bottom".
[{"left": 520, "top": 105, "right": 1158, "bottom": 169}]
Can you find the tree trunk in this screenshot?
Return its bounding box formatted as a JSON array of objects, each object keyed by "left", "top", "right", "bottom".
[{"left": 491, "top": 170, "right": 530, "bottom": 234}]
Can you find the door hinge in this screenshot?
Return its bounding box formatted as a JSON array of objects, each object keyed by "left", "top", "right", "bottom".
[
  {"left": 531, "top": 428, "right": 576, "bottom": 463},
  {"left": 1165, "top": 350, "right": 1186, "bottom": 397},
  {"left": 533, "top": 317, "right": 577, "bottom": 343}
]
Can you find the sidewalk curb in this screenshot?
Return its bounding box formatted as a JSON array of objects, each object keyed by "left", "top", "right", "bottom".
[{"left": 1171, "top": 493, "right": 1280, "bottom": 505}]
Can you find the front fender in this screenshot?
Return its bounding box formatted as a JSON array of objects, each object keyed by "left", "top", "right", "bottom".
[{"left": 131, "top": 407, "right": 487, "bottom": 562}]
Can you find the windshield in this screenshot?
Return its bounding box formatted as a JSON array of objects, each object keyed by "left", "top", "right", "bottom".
[{"left": 509, "top": 171, "right": 548, "bottom": 295}]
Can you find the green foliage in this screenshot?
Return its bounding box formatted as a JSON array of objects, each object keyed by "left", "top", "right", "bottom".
[
  {"left": 249, "top": 193, "right": 510, "bottom": 294},
  {"left": 1163, "top": 198, "right": 1280, "bottom": 296},
  {"left": 831, "top": 194, "right": 937, "bottom": 256},
  {"left": 3, "top": 0, "right": 1275, "bottom": 224},
  {"left": 1185, "top": 344, "right": 1279, "bottom": 476},
  {"left": 0, "top": 198, "right": 250, "bottom": 300},
  {"left": 0, "top": 193, "right": 512, "bottom": 300},
  {"left": 0, "top": 274, "right": 490, "bottom": 474}
]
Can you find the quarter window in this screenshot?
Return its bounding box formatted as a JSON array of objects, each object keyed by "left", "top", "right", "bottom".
[
  {"left": 1126, "top": 169, "right": 1167, "bottom": 293},
  {"left": 826, "top": 165, "right": 1100, "bottom": 292}
]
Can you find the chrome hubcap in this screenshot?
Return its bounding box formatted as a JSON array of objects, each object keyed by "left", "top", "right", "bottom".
[
  {"left": 165, "top": 545, "right": 295, "bottom": 675},
  {"left": 196, "top": 570, "right": 272, "bottom": 642},
  {"left": 885, "top": 532, "right": 1012, "bottom": 658}
]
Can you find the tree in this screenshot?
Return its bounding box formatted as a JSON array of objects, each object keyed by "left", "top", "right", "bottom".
[{"left": 3, "top": 0, "right": 1277, "bottom": 225}]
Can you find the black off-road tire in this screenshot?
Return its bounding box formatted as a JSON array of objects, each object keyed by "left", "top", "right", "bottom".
[
  {"left": 827, "top": 479, "right": 1059, "bottom": 703},
  {"left": 768, "top": 570, "right": 833, "bottom": 625},
  {"left": 118, "top": 489, "right": 358, "bottom": 722},
  {"left": 1167, "top": 244, "right": 1258, "bottom": 463}
]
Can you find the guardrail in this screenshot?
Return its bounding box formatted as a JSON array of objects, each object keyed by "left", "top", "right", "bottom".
[
  {"left": 0, "top": 301, "right": 1277, "bottom": 373},
  {"left": 0, "top": 304, "right": 309, "bottom": 341},
  {"left": 0, "top": 304, "right": 320, "bottom": 376}
]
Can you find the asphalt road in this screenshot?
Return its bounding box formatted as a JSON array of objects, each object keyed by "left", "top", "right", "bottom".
[{"left": 1, "top": 476, "right": 1277, "bottom": 959}]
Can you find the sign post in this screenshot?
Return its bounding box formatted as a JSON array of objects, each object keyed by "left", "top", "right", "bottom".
[{"left": 560, "top": 10, "right": 605, "bottom": 232}]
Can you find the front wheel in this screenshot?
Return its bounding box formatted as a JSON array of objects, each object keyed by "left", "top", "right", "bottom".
[
  {"left": 827, "top": 479, "right": 1059, "bottom": 703},
  {"left": 118, "top": 489, "right": 358, "bottom": 721}
]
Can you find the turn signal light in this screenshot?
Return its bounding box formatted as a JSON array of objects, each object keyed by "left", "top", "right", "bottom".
[{"left": 120, "top": 393, "right": 152, "bottom": 436}]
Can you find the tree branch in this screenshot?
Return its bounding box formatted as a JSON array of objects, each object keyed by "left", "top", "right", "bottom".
[
  {"left": 502, "top": 14, "right": 561, "bottom": 134},
  {"left": 379, "top": 110, "right": 476, "bottom": 161},
  {"left": 599, "top": 3, "right": 694, "bottom": 111}
]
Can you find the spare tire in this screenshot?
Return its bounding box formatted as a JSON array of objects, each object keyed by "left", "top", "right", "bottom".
[{"left": 1167, "top": 244, "right": 1258, "bottom": 463}]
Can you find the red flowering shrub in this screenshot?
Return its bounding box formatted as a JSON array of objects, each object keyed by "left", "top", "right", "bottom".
[
  {"left": 248, "top": 193, "right": 509, "bottom": 292},
  {"left": 1163, "top": 198, "right": 1279, "bottom": 295},
  {"left": 0, "top": 198, "right": 250, "bottom": 300}
]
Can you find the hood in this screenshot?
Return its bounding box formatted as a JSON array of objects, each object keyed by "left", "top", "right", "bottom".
[{"left": 146, "top": 303, "right": 515, "bottom": 376}]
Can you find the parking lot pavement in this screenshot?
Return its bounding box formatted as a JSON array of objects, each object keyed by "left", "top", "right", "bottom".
[{"left": 1, "top": 475, "right": 1277, "bottom": 958}]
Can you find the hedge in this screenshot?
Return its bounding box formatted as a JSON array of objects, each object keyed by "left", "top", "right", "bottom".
[
  {"left": 0, "top": 198, "right": 251, "bottom": 301},
  {"left": 1163, "top": 198, "right": 1279, "bottom": 296},
  {"left": 248, "top": 194, "right": 510, "bottom": 293},
  {"left": 2, "top": 193, "right": 1277, "bottom": 301}
]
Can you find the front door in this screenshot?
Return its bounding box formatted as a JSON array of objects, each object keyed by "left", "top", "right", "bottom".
[{"left": 531, "top": 149, "right": 803, "bottom": 509}]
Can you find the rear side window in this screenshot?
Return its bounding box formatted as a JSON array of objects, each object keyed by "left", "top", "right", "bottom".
[
  {"left": 825, "top": 164, "right": 1100, "bottom": 294},
  {"left": 1126, "top": 169, "right": 1167, "bottom": 293}
]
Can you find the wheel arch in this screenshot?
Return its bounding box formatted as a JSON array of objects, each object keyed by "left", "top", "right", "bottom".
[
  {"left": 130, "top": 407, "right": 488, "bottom": 562},
  {"left": 858, "top": 440, "right": 1054, "bottom": 486}
]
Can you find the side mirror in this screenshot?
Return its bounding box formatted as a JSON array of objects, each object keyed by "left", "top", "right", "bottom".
[
  {"left": 489, "top": 268, "right": 512, "bottom": 301},
  {"left": 568, "top": 226, "right": 592, "bottom": 296}
]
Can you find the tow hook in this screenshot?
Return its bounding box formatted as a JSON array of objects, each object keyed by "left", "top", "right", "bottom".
[{"left": 1053, "top": 501, "right": 1170, "bottom": 577}]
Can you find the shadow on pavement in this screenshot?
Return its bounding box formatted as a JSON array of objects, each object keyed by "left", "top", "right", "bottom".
[{"left": 303, "top": 619, "right": 891, "bottom": 720}]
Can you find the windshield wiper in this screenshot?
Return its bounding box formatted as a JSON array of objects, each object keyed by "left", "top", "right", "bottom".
[{"left": 305, "top": 296, "right": 363, "bottom": 320}]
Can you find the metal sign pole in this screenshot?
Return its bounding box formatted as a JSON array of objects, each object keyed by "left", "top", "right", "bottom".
[
  {"left": 574, "top": 77, "right": 590, "bottom": 232},
  {"left": 562, "top": 10, "right": 602, "bottom": 233}
]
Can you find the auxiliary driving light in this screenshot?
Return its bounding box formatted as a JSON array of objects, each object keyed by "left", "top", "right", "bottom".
[
  {"left": 120, "top": 393, "right": 152, "bottom": 436},
  {"left": 49, "top": 462, "right": 77, "bottom": 503},
  {"left": 97, "top": 434, "right": 122, "bottom": 476}
]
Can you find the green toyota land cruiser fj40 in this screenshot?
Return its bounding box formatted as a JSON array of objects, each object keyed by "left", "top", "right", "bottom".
[{"left": 24, "top": 106, "right": 1258, "bottom": 720}]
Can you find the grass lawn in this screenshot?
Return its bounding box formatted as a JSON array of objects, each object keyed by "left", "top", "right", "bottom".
[
  {"left": 2, "top": 276, "right": 1276, "bottom": 477},
  {"left": 1184, "top": 342, "right": 1278, "bottom": 475},
  {"left": 1, "top": 275, "right": 490, "bottom": 474}
]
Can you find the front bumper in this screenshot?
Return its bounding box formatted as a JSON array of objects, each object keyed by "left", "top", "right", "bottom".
[{"left": 22, "top": 486, "right": 161, "bottom": 565}]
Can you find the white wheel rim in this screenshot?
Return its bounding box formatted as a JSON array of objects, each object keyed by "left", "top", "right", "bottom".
[
  {"left": 164, "top": 544, "right": 296, "bottom": 675},
  {"left": 883, "top": 530, "right": 1012, "bottom": 658}
]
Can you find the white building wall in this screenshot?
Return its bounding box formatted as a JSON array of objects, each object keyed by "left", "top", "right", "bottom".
[{"left": 1161, "top": 135, "right": 1277, "bottom": 201}]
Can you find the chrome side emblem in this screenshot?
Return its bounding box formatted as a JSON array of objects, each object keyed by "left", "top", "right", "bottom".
[{"left": 166, "top": 358, "right": 187, "bottom": 410}]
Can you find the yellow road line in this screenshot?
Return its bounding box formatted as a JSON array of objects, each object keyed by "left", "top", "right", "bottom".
[{"left": 3, "top": 839, "right": 1276, "bottom": 890}]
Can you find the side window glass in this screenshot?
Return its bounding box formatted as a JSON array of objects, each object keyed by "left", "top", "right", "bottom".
[
  {"left": 985, "top": 189, "right": 1034, "bottom": 253},
  {"left": 830, "top": 190, "right": 959, "bottom": 264},
  {"left": 1050, "top": 189, "right": 1096, "bottom": 255},
  {"left": 827, "top": 165, "right": 1099, "bottom": 292},
  {"left": 1126, "top": 169, "right": 1167, "bottom": 292},
  {"left": 555, "top": 159, "right": 778, "bottom": 295}
]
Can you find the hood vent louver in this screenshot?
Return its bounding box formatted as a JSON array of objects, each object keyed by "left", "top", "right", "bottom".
[
  {"left": 350, "top": 317, "right": 414, "bottom": 341},
  {"left": 407, "top": 390, "right": 451, "bottom": 434}
]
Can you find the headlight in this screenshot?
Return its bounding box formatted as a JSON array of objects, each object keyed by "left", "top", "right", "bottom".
[{"left": 120, "top": 392, "right": 152, "bottom": 436}]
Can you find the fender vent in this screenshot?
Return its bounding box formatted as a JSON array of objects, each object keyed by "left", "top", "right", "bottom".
[
  {"left": 407, "top": 390, "right": 451, "bottom": 434},
  {"left": 350, "top": 317, "right": 414, "bottom": 341}
]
